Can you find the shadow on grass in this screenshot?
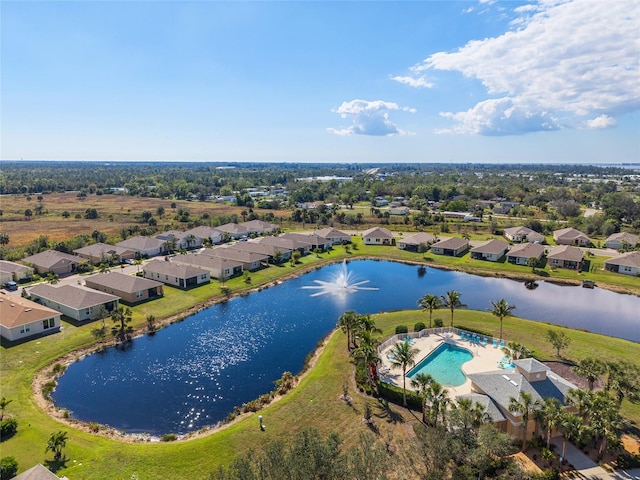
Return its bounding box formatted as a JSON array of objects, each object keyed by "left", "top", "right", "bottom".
[
  {"left": 44, "top": 457, "right": 68, "bottom": 473},
  {"left": 374, "top": 398, "right": 405, "bottom": 424}
]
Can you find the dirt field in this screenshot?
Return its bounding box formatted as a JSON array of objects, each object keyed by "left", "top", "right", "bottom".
[{"left": 0, "top": 193, "right": 292, "bottom": 246}]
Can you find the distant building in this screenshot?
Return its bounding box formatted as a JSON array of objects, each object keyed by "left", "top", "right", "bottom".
[
  {"left": 605, "top": 232, "right": 639, "bottom": 250},
  {"left": 74, "top": 243, "right": 135, "bottom": 265},
  {"left": 553, "top": 228, "right": 591, "bottom": 247},
  {"left": 23, "top": 250, "right": 79, "bottom": 275},
  {"left": 0, "top": 260, "right": 33, "bottom": 284}
]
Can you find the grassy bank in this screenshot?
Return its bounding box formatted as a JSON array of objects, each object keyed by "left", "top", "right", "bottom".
[{"left": 1, "top": 241, "right": 638, "bottom": 478}]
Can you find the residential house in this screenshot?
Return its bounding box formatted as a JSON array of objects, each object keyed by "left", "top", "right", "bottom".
[
  {"left": 22, "top": 250, "right": 79, "bottom": 275},
  {"left": 506, "top": 243, "right": 545, "bottom": 266},
  {"left": 361, "top": 227, "right": 395, "bottom": 246},
  {"left": 73, "top": 243, "right": 136, "bottom": 265},
  {"left": 503, "top": 226, "right": 544, "bottom": 244},
  {"left": 225, "top": 241, "right": 292, "bottom": 263},
  {"left": 143, "top": 259, "right": 210, "bottom": 289},
  {"left": 0, "top": 293, "right": 61, "bottom": 342},
  {"left": 553, "top": 228, "right": 591, "bottom": 246},
  {"left": 604, "top": 251, "right": 640, "bottom": 276},
  {"left": 240, "top": 219, "right": 279, "bottom": 235},
  {"left": 315, "top": 227, "right": 351, "bottom": 245},
  {"left": 547, "top": 245, "right": 584, "bottom": 270},
  {"left": 13, "top": 464, "right": 62, "bottom": 480},
  {"left": 0, "top": 260, "right": 34, "bottom": 284},
  {"left": 214, "top": 223, "right": 251, "bottom": 240},
  {"left": 28, "top": 284, "right": 119, "bottom": 322},
  {"left": 200, "top": 247, "right": 268, "bottom": 272},
  {"left": 116, "top": 236, "right": 166, "bottom": 258},
  {"left": 605, "top": 232, "right": 639, "bottom": 250},
  {"left": 156, "top": 230, "right": 202, "bottom": 250},
  {"left": 84, "top": 272, "right": 163, "bottom": 305},
  {"left": 470, "top": 239, "right": 509, "bottom": 262},
  {"left": 258, "top": 235, "right": 313, "bottom": 256},
  {"left": 397, "top": 232, "right": 435, "bottom": 251},
  {"left": 466, "top": 358, "right": 577, "bottom": 439},
  {"left": 430, "top": 237, "right": 469, "bottom": 257},
  {"left": 389, "top": 206, "right": 410, "bottom": 216},
  {"left": 184, "top": 226, "right": 223, "bottom": 245},
  {"left": 171, "top": 253, "right": 243, "bottom": 280},
  {"left": 280, "top": 232, "right": 332, "bottom": 251}
]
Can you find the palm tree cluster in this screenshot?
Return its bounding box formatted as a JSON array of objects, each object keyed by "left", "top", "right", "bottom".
[
  {"left": 416, "top": 290, "right": 466, "bottom": 328},
  {"left": 338, "top": 311, "right": 382, "bottom": 389}
]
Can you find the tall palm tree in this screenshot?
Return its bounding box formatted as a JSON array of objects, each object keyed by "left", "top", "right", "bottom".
[
  {"left": 508, "top": 391, "right": 539, "bottom": 452},
  {"left": 572, "top": 358, "right": 606, "bottom": 391},
  {"left": 589, "top": 391, "right": 621, "bottom": 458},
  {"left": 111, "top": 306, "right": 133, "bottom": 340},
  {"left": 352, "top": 333, "right": 380, "bottom": 388},
  {"left": 353, "top": 314, "right": 382, "bottom": 348},
  {"left": 337, "top": 310, "right": 359, "bottom": 351},
  {"left": 441, "top": 290, "right": 466, "bottom": 327},
  {"left": 489, "top": 299, "right": 516, "bottom": 341},
  {"left": 605, "top": 360, "right": 640, "bottom": 406},
  {"left": 410, "top": 373, "right": 434, "bottom": 424},
  {"left": 45, "top": 430, "right": 69, "bottom": 461},
  {"left": 417, "top": 294, "right": 442, "bottom": 329},
  {"left": 559, "top": 412, "right": 584, "bottom": 462},
  {"left": 534, "top": 397, "right": 563, "bottom": 449},
  {"left": 388, "top": 341, "right": 419, "bottom": 407}
]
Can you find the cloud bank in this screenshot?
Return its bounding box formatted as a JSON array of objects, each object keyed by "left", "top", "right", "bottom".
[
  {"left": 327, "top": 99, "right": 415, "bottom": 136},
  {"left": 400, "top": 0, "right": 640, "bottom": 135}
]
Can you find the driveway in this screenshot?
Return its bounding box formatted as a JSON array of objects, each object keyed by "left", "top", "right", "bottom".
[{"left": 551, "top": 438, "right": 640, "bottom": 479}]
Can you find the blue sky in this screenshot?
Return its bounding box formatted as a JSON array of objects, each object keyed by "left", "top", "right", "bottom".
[{"left": 2, "top": 0, "right": 639, "bottom": 163}]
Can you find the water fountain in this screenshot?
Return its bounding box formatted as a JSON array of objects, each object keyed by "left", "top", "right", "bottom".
[{"left": 302, "top": 259, "right": 378, "bottom": 297}]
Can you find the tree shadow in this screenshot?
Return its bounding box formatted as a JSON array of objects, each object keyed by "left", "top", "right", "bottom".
[
  {"left": 44, "top": 457, "right": 68, "bottom": 473},
  {"left": 374, "top": 397, "right": 405, "bottom": 424}
]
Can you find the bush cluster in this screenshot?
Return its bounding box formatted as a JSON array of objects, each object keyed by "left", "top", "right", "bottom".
[
  {"left": 395, "top": 325, "right": 408, "bottom": 334},
  {"left": 377, "top": 382, "right": 422, "bottom": 410},
  {"left": 0, "top": 418, "right": 18, "bottom": 440}
]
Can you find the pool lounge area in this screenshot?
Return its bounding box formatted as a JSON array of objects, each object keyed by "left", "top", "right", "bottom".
[{"left": 377, "top": 327, "right": 508, "bottom": 397}]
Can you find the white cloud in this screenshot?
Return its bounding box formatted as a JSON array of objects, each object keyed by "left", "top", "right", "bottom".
[
  {"left": 390, "top": 75, "right": 433, "bottom": 89},
  {"left": 414, "top": 0, "right": 640, "bottom": 135},
  {"left": 583, "top": 114, "right": 617, "bottom": 129},
  {"left": 327, "top": 99, "right": 415, "bottom": 136}
]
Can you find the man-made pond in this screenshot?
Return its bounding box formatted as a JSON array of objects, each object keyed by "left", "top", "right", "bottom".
[{"left": 52, "top": 260, "right": 640, "bottom": 435}]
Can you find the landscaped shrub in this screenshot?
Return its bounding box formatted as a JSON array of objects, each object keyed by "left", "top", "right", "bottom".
[
  {"left": 395, "top": 325, "right": 408, "bottom": 334},
  {"left": 377, "top": 382, "right": 422, "bottom": 410},
  {"left": 433, "top": 319, "right": 444, "bottom": 328},
  {"left": 161, "top": 433, "right": 177, "bottom": 442},
  {"left": 0, "top": 456, "right": 18, "bottom": 480},
  {"left": 413, "top": 322, "right": 426, "bottom": 332},
  {"left": 0, "top": 418, "right": 18, "bottom": 440}
]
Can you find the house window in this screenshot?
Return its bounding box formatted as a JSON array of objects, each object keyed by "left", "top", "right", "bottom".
[
  {"left": 165, "top": 275, "right": 169, "bottom": 280},
  {"left": 201, "top": 274, "right": 207, "bottom": 280},
  {"left": 136, "top": 291, "right": 143, "bottom": 298},
  {"left": 20, "top": 325, "right": 30, "bottom": 334},
  {"left": 85, "top": 308, "right": 91, "bottom": 315},
  {"left": 42, "top": 318, "right": 55, "bottom": 329},
  {"left": 623, "top": 266, "right": 632, "bottom": 272}
]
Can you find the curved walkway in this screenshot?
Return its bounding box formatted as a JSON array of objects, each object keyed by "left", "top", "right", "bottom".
[{"left": 551, "top": 438, "right": 640, "bottom": 479}]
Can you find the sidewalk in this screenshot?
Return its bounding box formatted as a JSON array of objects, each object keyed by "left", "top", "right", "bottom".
[{"left": 551, "top": 438, "right": 640, "bottom": 479}]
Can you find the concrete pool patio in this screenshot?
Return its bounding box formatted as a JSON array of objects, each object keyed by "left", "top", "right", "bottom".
[{"left": 377, "top": 328, "right": 509, "bottom": 397}]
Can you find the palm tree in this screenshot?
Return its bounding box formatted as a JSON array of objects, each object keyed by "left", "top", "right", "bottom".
[
  {"left": 489, "top": 299, "right": 516, "bottom": 341},
  {"left": 427, "top": 380, "right": 450, "bottom": 428},
  {"left": 559, "top": 412, "right": 584, "bottom": 462},
  {"left": 534, "top": 397, "right": 563, "bottom": 449},
  {"left": 337, "top": 310, "right": 359, "bottom": 351},
  {"left": 572, "top": 358, "right": 606, "bottom": 391},
  {"left": 111, "top": 306, "right": 133, "bottom": 339},
  {"left": 45, "top": 430, "right": 69, "bottom": 461},
  {"left": 589, "top": 391, "right": 621, "bottom": 458},
  {"left": 0, "top": 397, "right": 12, "bottom": 420},
  {"left": 186, "top": 234, "right": 197, "bottom": 249},
  {"left": 605, "top": 360, "right": 640, "bottom": 406},
  {"left": 410, "top": 373, "right": 434, "bottom": 424},
  {"left": 441, "top": 290, "right": 465, "bottom": 327},
  {"left": 388, "top": 341, "right": 419, "bottom": 406},
  {"left": 417, "top": 294, "right": 442, "bottom": 329},
  {"left": 353, "top": 314, "right": 382, "bottom": 348},
  {"left": 508, "top": 391, "right": 539, "bottom": 451},
  {"left": 352, "top": 333, "right": 380, "bottom": 388}
]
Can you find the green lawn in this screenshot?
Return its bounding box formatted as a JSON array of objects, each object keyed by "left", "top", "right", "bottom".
[{"left": 1, "top": 239, "right": 638, "bottom": 478}]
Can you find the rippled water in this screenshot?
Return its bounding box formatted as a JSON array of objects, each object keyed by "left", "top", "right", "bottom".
[{"left": 52, "top": 260, "right": 640, "bottom": 435}]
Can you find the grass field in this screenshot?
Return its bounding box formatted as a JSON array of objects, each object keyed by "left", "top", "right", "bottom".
[{"left": 1, "top": 239, "right": 639, "bottom": 478}]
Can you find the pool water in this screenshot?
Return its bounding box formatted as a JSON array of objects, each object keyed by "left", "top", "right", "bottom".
[{"left": 406, "top": 343, "right": 473, "bottom": 386}]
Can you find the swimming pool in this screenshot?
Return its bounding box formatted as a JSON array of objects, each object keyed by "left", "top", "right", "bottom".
[{"left": 406, "top": 343, "right": 473, "bottom": 387}]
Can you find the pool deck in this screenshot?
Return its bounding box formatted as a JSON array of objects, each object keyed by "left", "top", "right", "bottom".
[{"left": 379, "top": 332, "right": 506, "bottom": 398}]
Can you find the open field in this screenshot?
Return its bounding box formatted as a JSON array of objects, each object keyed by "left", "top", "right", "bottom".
[{"left": 1, "top": 241, "right": 639, "bottom": 478}]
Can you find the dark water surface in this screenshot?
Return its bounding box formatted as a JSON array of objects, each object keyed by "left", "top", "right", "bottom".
[{"left": 53, "top": 260, "right": 639, "bottom": 435}]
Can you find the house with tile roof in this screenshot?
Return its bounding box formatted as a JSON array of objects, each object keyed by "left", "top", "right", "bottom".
[
  {"left": 143, "top": 259, "right": 210, "bottom": 289},
  {"left": 547, "top": 245, "right": 584, "bottom": 270},
  {"left": 84, "top": 272, "right": 163, "bottom": 305},
  {"left": 506, "top": 243, "right": 545, "bottom": 266},
  {"left": 0, "top": 293, "right": 61, "bottom": 342},
  {"left": 258, "top": 235, "right": 313, "bottom": 256},
  {"left": 470, "top": 239, "right": 509, "bottom": 262},
  {"left": 430, "top": 237, "right": 469, "bottom": 257},
  {"left": 22, "top": 250, "right": 79, "bottom": 276},
  {"left": 604, "top": 251, "right": 640, "bottom": 276},
  {"left": 605, "top": 232, "right": 639, "bottom": 250},
  {"left": 361, "top": 227, "right": 395, "bottom": 246},
  {"left": 28, "top": 283, "right": 119, "bottom": 322}
]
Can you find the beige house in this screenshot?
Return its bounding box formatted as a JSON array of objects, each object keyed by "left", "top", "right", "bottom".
[
  {"left": 116, "top": 236, "right": 166, "bottom": 258},
  {"left": 240, "top": 219, "right": 279, "bottom": 235},
  {"left": 225, "top": 241, "right": 292, "bottom": 263},
  {"left": 171, "top": 253, "right": 243, "bottom": 280},
  {"left": 604, "top": 251, "right": 640, "bottom": 276},
  {"left": 547, "top": 245, "right": 584, "bottom": 270},
  {"left": 470, "top": 239, "right": 509, "bottom": 262},
  {"left": 553, "top": 228, "right": 591, "bottom": 246},
  {"left": 200, "top": 247, "right": 268, "bottom": 272},
  {"left": 22, "top": 250, "right": 79, "bottom": 275},
  {"left": 605, "top": 232, "right": 639, "bottom": 250},
  {"left": 184, "top": 226, "right": 223, "bottom": 245},
  {"left": 430, "top": 237, "right": 469, "bottom": 257},
  {"left": 213, "top": 223, "right": 251, "bottom": 240},
  {"left": 398, "top": 232, "right": 435, "bottom": 251},
  {"left": 74, "top": 243, "right": 136, "bottom": 265},
  {"left": 315, "top": 227, "right": 351, "bottom": 245},
  {"left": 28, "top": 283, "right": 119, "bottom": 322},
  {"left": 258, "top": 235, "right": 313, "bottom": 256},
  {"left": 506, "top": 243, "right": 545, "bottom": 266},
  {"left": 143, "top": 259, "right": 210, "bottom": 289},
  {"left": 361, "top": 227, "right": 395, "bottom": 246},
  {"left": 85, "top": 272, "right": 163, "bottom": 305},
  {"left": 0, "top": 293, "right": 61, "bottom": 342},
  {"left": 0, "top": 260, "right": 34, "bottom": 283},
  {"left": 280, "top": 232, "right": 332, "bottom": 251},
  {"left": 155, "top": 230, "right": 202, "bottom": 250},
  {"left": 503, "top": 226, "right": 544, "bottom": 244}
]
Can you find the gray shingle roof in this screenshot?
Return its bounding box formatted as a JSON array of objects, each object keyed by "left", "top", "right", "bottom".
[
  {"left": 604, "top": 250, "right": 640, "bottom": 268},
  {"left": 144, "top": 259, "right": 208, "bottom": 278},
  {"left": 507, "top": 242, "right": 545, "bottom": 259},
  {"left": 85, "top": 272, "right": 163, "bottom": 293},
  {"left": 456, "top": 393, "right": 506, "bottom": 423},
  {"left": 470, "top": 239, "right": 509, "bottom": 255},
  {"left": 28, "top": 283, "right": 119, "bottom": 310},
  {"left": 547, "top": 245, "right": 584, "bottom": 262}
]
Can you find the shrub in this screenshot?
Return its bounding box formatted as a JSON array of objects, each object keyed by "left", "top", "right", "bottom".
[
  {"left": 413, "top": 322, "right": 426, "bottom": 332},
  {"left": 0, "top": 456, "right": 18, "bottom": 480},
  {"left": 433, "top": 318, "right": 444, "bottom": 328},
  {"left": 161, "top": 433, "right": 177, "bottom": 442},
  {"left": 0, "top": 418, "right": 18, "bottom": 440},
  {"left": 52, "top": 363, "right": 66, "bottom": 376},
  {"left": 395, "top": 325, "right": 408, "bottom": 334},
  {"left": 377, "top": 382, "right": 422, "bottom": 410},
  {"left": 42, "top": 381, "right": 56, "bottom": 399},
  {"left": 88, "top": 422, "right": 100, "bottom": 433}
]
